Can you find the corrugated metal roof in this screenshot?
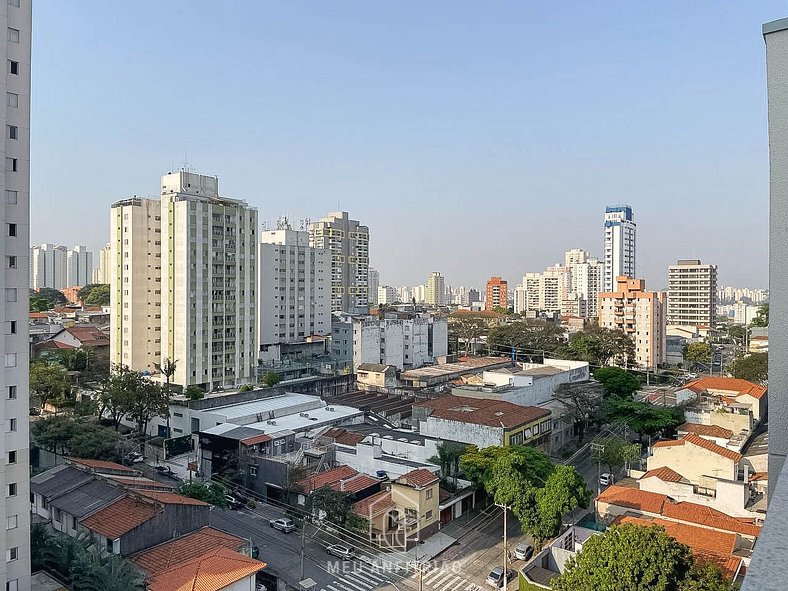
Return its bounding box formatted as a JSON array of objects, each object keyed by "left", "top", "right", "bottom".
[
  {"left": 31, "top": 465, "right": 93, "bottom": 499},
  {"left": 48, "top": 479, "right": 125, "bottom": 518},
  {"left": 208, "top": 393, "right": 321, "bottom": 420}
]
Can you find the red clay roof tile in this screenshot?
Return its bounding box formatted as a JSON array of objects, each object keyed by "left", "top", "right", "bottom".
[
  {"left": 82, "top": 496, "right": 159, "bottom": 539},
  {"left": 678, "top": 422, "right": 733, "bottom": 440},
  {"left": 146, "top": 547, "right": 266, "bottom": 591},
  {"left": 130, "top": 527, "right": 245, "bottom": 575},
  {"left": 397, "top": 468, "right": 439, "bottom": 488},
  {"left": 414, "top": 395, "right": 550, "bottom": 428}
]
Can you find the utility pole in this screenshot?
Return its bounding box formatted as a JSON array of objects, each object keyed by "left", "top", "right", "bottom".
[
  {"left": 300, "top": 517, "right": 307, "bottom": 579},
  {"left": 495, "top": 503, "right": 510, "bottom": 591}
]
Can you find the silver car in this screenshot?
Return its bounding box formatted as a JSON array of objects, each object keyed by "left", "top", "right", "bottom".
[
  {"left": 514, "top": 543, "right": 533, "bottom": 561},
  {"left": 326, "top": 544, "right": 356, "bottom": 560},
  {"left": 269, "top": 518, "right": 296, "bottom": 533}
]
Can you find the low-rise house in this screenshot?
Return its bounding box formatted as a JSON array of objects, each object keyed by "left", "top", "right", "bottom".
[
  {"left": 413, "top": 394, "right": 551, "bottom": 449},
  {"left": 356, "top": 363, "right": 398, "bottom": 391},
  {"left": 678, "top": 377, "right": 767, "bottom": 425},
  {"left": 293, "top": 464, "right": 381, "bottom": 508},
  {"left": 650, "top": 434, "right": 742, "bottom": 483},
  {"left": 398, "top": 356, "right": 512, "bottom": 389},
  {"left": 353, "top": 468, "right": 440, "bottom": 550},
  {"left": 749, "top": 335, "right": 768, "bottom": 353}
]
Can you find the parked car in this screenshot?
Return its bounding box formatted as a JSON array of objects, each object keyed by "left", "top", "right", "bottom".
[
  {"left": 269, "top": 518, "right": 296, "bottom": 533},
  {"left": 225, "top": 495, "right": 243, "bottom": 510},
  {"left": 326, "top": 544, "right": 356, "bottom": 560},
  {"left": 514, "top": 543, "right": 533, "bottom": 561},
  {"left": 486, "top": 567, "right": 515, "bottom": 588},
  {"left": 599, "top": 472, "right": 613, "bottom": 487},
  {"left": 126, "top": 452, "right": 144, "bottom": 464},
  {"left": 29, "top": 407, "right": 41, "bottom": 416}
]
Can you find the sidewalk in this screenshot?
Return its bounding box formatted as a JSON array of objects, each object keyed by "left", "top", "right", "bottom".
[{"left": 404, "top": 532, "right": 457, "bottom": 563}]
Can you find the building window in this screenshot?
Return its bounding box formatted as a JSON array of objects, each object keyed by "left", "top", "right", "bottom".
[
  {"left": 8, "top": 61, "right": 18, "bottom": 75},
  {"left": 425, "top": 510, "right": 433, "bottom": 520},
  {"left": 5, "top": 190, "right": 16, "bottom": 204},
  {"left": 7, "top": 386, "right": 16, "bottom": 399},
  {"left": 6, "top": 223, "right": 16, "bottom": 237},
  {"left": 6, "top": 515, "right": 17, "bottom": 530},
  {"left": 8, "top": 0, "right": 20, "bottom": 7},
  {"left": 7, "top": 418, "right": 16, "bottom": 432},
  {"left": 7, "top": 483, "right": 16, "bottom": 497},
  {"left": 4, "top": 321, "right": 13, "bottom": 335},
  {"left": 7, "top": 125, "right": 17, "bottom": 140},
  {"left": 5, "top": 288, "right": 16, "bottom": 302},
  {"left": 106, "top": 537, "right": 113, "bottom": 553},
  {"left": 71, "top": 515, "right": 77, "bottom": 530},
  {"left": 5, "top": 158, "right": 16, "bottom": 172},
  {"left": 7, "top": 28, "right": 19, "bottom": 43},
  {"left": 6, "top": 256, "right": 16, "bottom": 269},
  {"left": 425, "top": 488, "right": 433, "bottom": 499},
  {"left": 6, "top": 547, "right": 17, "bottom": 562},
  {"left": 6, "top": 92, "right": 17, "bottom": 108},
  {"left": 6, "top": 579, "right": 18, "bottom": 591},
  {"left": 249, "top": 465, "right": 258, "bottom": 477},
  {"left": 4, "top": 354, "right": 16, "bottom": 368},
  {"left": 7, "top": 451, "right": 16, "bottom": 464},
  {"left": 52, "top": 508, "right": 60, "bottom": 523}
]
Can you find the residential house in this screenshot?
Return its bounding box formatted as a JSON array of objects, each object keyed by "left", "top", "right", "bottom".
[
  {"left": 356, "top": 363, "right": 398, "bottom": 391},
  {"left": 293, "top": 464, "right": 381, "bottom": 509},
  {"left": 413, "top": 394, "right": 551, "bottom": 449}
]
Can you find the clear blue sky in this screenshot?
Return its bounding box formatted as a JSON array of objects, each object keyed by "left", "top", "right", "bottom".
[{"left": 32, "top": 1, "right": 778, "bottom": 290}]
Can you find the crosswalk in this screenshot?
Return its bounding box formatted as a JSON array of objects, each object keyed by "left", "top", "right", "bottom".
[
  {"left": 321, "top": 563, "right": 393, "bottom": 591},
  {"left": 408, "top": 565, "right": 484, "bottom": 591}
]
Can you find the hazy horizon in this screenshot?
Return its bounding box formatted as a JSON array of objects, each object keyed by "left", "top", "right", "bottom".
[{"left": 31, "top": 1, "right": 776, "bottom": 291}]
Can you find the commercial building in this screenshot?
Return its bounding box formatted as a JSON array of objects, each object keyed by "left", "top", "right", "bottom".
[
  {"left": 352, "top": 312, "right": 448, "bottom": 371},
  {"left": 258, "top": 228, "right": 330, "bottom": 347},
  {"left": 30, "top": 243, "right": 67, "bottom": 289},
  {"left": 484, "top": 276, "right": 508, "bottom": 310},
  {"left": 667, "top": 259, "right": 718, "bottom": 328},
  {"left": 92, "top": 242, "right": 111, "bottom": 284},
  {"left": 603, "top": 205, "right": 636, "bottom": 292},
  {"left": 308, "top": 211, "right": 370, "bottom": 314},
  {"left": 109, "top": 197, "right": 162, "bottom": 374},
  {"left": 377, "top": 286, "right": 398, "bottom": 305},
  {"left": 425, "top": 272, "right": 446, "bottom": 307},
  {"left": 66, "top": 245, "right": 93, "bottom": 287},
  {"left": 0, "top": 2, "right": 31, "bottom": 586},
  {"left": 599, "top": 276, "right": 666, "bottom": 368}
]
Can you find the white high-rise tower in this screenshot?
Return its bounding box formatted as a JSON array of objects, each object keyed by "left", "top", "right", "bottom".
[
  {"left": 1, "top": 0, "right": 31, "bottom": 587},
  {"left": 603, "top": 205, "right": 636, "bottom": 292}
]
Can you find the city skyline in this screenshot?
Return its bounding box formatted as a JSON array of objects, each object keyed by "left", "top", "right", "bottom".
[{"left": 31, "top": 2, "right": 775, "bottom": 289}]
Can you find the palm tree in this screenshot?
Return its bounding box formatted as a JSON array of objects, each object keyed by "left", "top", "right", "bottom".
[
  {"left": 154, "top": 357, "right": 177, "bottom": 438},
  {"left": 70, "top": 549, "right": 145, "bottom": 591}
]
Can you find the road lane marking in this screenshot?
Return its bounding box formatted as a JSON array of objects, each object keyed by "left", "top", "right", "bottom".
[{"left": 438, "top": 575, "right": 463, "bottom": 591}]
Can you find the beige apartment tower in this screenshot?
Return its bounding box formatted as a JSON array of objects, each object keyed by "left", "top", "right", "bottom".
[
  {"left": 425, "top": 272, "right": 446, "bottom": 307},
  {"left": 667, "top": 259, "right": 718, "bottom": 328},
  {"left": 308, "top": 212, "right": 370, "bottom": 314},
  {"left": 0, "top": 0, "right": 31, "bottom": 587}
]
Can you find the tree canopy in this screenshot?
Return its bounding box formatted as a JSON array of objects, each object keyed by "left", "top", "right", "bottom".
[
  {"left": 460, "top": 445, "right": 553, "bottom": 491},
  {"left": 594, "top": 366, "right": 641, "bottom": 398},
  {"left": 592, "top": 435, "right": 642, "bottom": 474},
  {"left": 487, "top": 320, "right": 565, "bottom": 359},
  {"left": 603, "top": 397, "right": 684, "bottom": 440},
  {"left": 449, "top": 314, "right": 490, "bottom": 355},
  {"left": 78, "top": 284, "right": 111, "bottom": 306},
  {"left": 262, "top": 371, "right": 281, "bottom": 387},
  {"left": 555, "top": 326, "right": 635, "bottom": 367},
  {"left": 684, "top": 342, "right": 713, "bottom": 365},
  {"left": 728, "top": 353, "right": 767, "bottom": 383},
  {"left": 750, "top": 303, "right": 768, "bottom": 328},
  {"left": 31, "top": 416, "right": 122, "bottom": 461},
  {"left": 552, "top": 381, "right": 604, "bottom": 442},
  {"left": 98, "top": 365, "right": 168, "bottom": 434},
  {"left": 37, "top": 287, "right": 68, "bottom": 306},
  {"left": 30, "top": 360, "right": 71, "bottom": 410},
  {"left": 311, "top": 486, "right": 354, "bottom": 524},
  {"left": 178, "top": 482, "right": 227, "bottom": 507}
]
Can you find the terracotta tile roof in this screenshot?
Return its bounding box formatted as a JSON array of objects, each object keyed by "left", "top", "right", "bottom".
[
  {"left": 352, "top": 490, "right": 395, "bottom": 517},
  {"left": 82, "top": 495, "right": 159, "bottom": 539},
  {"left": 641, "top": 467, "right": 685, "bottom": 483},
  {"left": 136, "top": 491, "right": 209, "bottom": 506},
  {"left": 612, "top": 516, "right": 739, "bottom": 578},
  {"left": 662, "top": 502, "right": 761, "bottom": 537},
  {"left": 596, "top": 485, "right": 668, "bottom": 514},
  {"left": 67, "top": 457, "right": 138, "bottom": 474},
  {"left": 321, "top": 428, "right": 365, "bottom": 446},
  {"left": 682, "top": 433, "right": 742, "bottom": 462},
  {"left": 61, "top": 326, "right": 110, "bottom": 347},
  {"left": 682, "top": 377, "right": 767, "bottom": 400},
  {"left": 29, "top": 312, "right": 49, "bottom": 319},
  {"left": 651, "top": 440, "right": 685, "bottom": 449},
  {"left": 146, "top": 547, "right": 266, "bottom": 591},
  {"left": 678, "top": 422, "right": 733, "bottom": 440},
  {"left": 107, "top": 475, "right": 174, "bottom": 491},
  {"left": 131, "top": 527, "right": 246, "bottom": 575},
  {"left": 414, "top": 395, "right": 550, "bottom": 428},
  {"left": 239, "top": 433, "right": 271, "bottom": 446},
  {"left": 299, "top": 465, "right": 358, "bottom": 494},
  {"left": 331, "top": 474, "right": 380, "bottom": 494},
  {"left": 397, "top": 468, "right": 439, "bottom": 488},
  {"left": 750, "top": 472, "right": 768, "bottom": 482},
  {"left": 439, "top": 488, "right": 453, "bottom": 502}
]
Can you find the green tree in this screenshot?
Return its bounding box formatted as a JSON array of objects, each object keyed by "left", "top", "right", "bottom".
[
  {"left": 487, "top": 320, "right": 565, "bottom": 359},
  {"left": 178, "top": 482, "right": 227, "bottom": 507},
  {"left": 681, "top": 563, "right": 737, "bottom": 591},
  {"left": 728, "top": 353, "right": 767, "bottom": 383},
  {"left": 78, "top": 284, "right": 111, "bottom": 306},
  {"left": 728, "top": 324, "right": 746, "bottom": 342},
  {"left": 594, "top": 366, "right": 641, "bottom": 398},
  {"left": 750, "top": 303, "right": 769, "bottom": 328},
  {"left": 103, "top": 367, "right": 168, "bottom": 435},
  {"left": 29, "top": 360, "right": 71, "bottom": 410},
  {"left": 460, "top": 445, "right": 553, "bottom": 491},
  {"left": 239, "top": 384, "right": 253, "bottom": 392},
  {"left": 31, "top": 522, "right": 49, "bottom": 572},
  {"left": 552, "top": 381, "right": 604, "bottom": 442},
  {"left": 530, "top": 465, "right": 591, "bottom": 545},
  {"left": 429, "top": 441, "right": 468, "bottom": 486},
  {"left": 154, "top": 357, "right": 177, "bottom": 437},
  {"left": 684, "top": 342, "right": 713, "bottom": 365},
  {"left": 262, "top": 371, "right": 281, "bottom": 387},
  {"left": 30, "top": 295, "right": 53, "bottom": 312},
  {"left": 556, "top": 326, "right": 635, "bottom": 367},
  {"left": 32, "top": 416, "right": 122, "bottom": 460},
  {"left": 604, "top": 398, "right": 684, "bottom": 441},
  {"left": 311, "top": 486, "right": 353, "bottom": 524},
  {"left": 592, "top": 436, "right": 642, "bottom": 475},
  {"left": 553, "top": 524, "right": 695, "bottom": 591},
  {"left": 185, "top": 384, "right": 205, "bottom": 400},
  {"left": 449, "top": 314, "right": 490, "bottom": 355},
  {"left": 70, "top": 549, "right": 145, "bottom": 591},
  {"left": 37, "top": 287, "right": 68, "bottom": 306}
]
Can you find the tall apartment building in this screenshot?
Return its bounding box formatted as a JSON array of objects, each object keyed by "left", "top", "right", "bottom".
[
  {"left": 160, "top": 171, "right": 258, "bottom": 390},
  {"left": 667, "top": 259, "right": 718, "bottom": 328},
  {"left": 564, "top": 249, "right": 605, "bottom": 319},
  {"left": 599, "top": 276, "right": 666, "bottom": 369},
  {"left": 368, "top": 267, "right": 379, "bottom": 306},
  {"left": 603, "top": 205, "right": 636, "bottom": 292},
  {"left": 485, "top": 276, "right": 508, "bottom": 310},
  {"left": 109, "top": 198, "right": 162, "bottom": 374},
  {"left": 66, "top": 245, "right": 93, "bottom": 287},
  {"left": 1, "top": 1, "right": 32, "bottom": 586},
  {"left": 377, "top": 285, "right": 397, "bottom": 305},
  {"left": 92, "top": 242, "right": 111, "bottom": 284},
  {"left": 258, "top": 228, "right": 329, "bottom": 347},
  {"left": 308, "top": 212, "right": 370, "bottom": 314},
  {"left": 425, "top": 272, "right": 446, "bottom": 307},
  {"left": 564, "top": 248, "right": 589, "bottom": 267},
  {"left": 514, "top": 267, "right": 570, "bottom": 315},
  {"left": 30, "top": 243, "right": 67, "bottom": 289},
  {"left": 353, "top": 313, "right": 448, "bottom": 370}
]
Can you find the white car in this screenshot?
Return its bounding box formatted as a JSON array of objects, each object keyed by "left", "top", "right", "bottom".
[
  {"left": 599, "top": 473, "right": 613, "bottom": 487},
  {"left": 486, "top": 567, "right": 515, "bottom": 588},
  {"left": 514, "top": 543, "right": 533, "bottom": 561}
]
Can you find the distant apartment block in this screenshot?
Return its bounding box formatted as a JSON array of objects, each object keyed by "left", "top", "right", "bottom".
[
  {"left": 92, "top": 242, "right": 111, "bottom": 284},
  {"left": 258, "top": 228, "right": 330, "bottom": 347},
  {"left": 667, "top": 259, "right": 718, "bottom": 328},
  {"left": 30, "top": 243, "right": 67, "bottom": 289},
  {"left": 308, "top": 211, "right": 370, "bottom": 314},
  {"left": 565, "top": 249, "right": 605, "bottom": 318},
  {"left": 514, "top": 266, "right": 569, "bottom": 315},
  {"left": 66, "top": 245, "right": 93, "bottom": 288},
  {"left": 599, "top": 276, "right": 666, "bottom": 368},
  {"left": 484, "top": 276, "right": 508, "bottom": 310},
  {"left": 603, "top": 205, "right": 636, "bottom": 292},
  {"left": 368, "top": 267, "right": 379, "bottom": 305},
  {"left": 425, "top": 272, "right": 446, "bottom": 307},
  {"left": 352, "top": 312, "right": 448, "bottom": 371},
  {"left": 377, "top": 285, "right": 397, "bottom": 305}
]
